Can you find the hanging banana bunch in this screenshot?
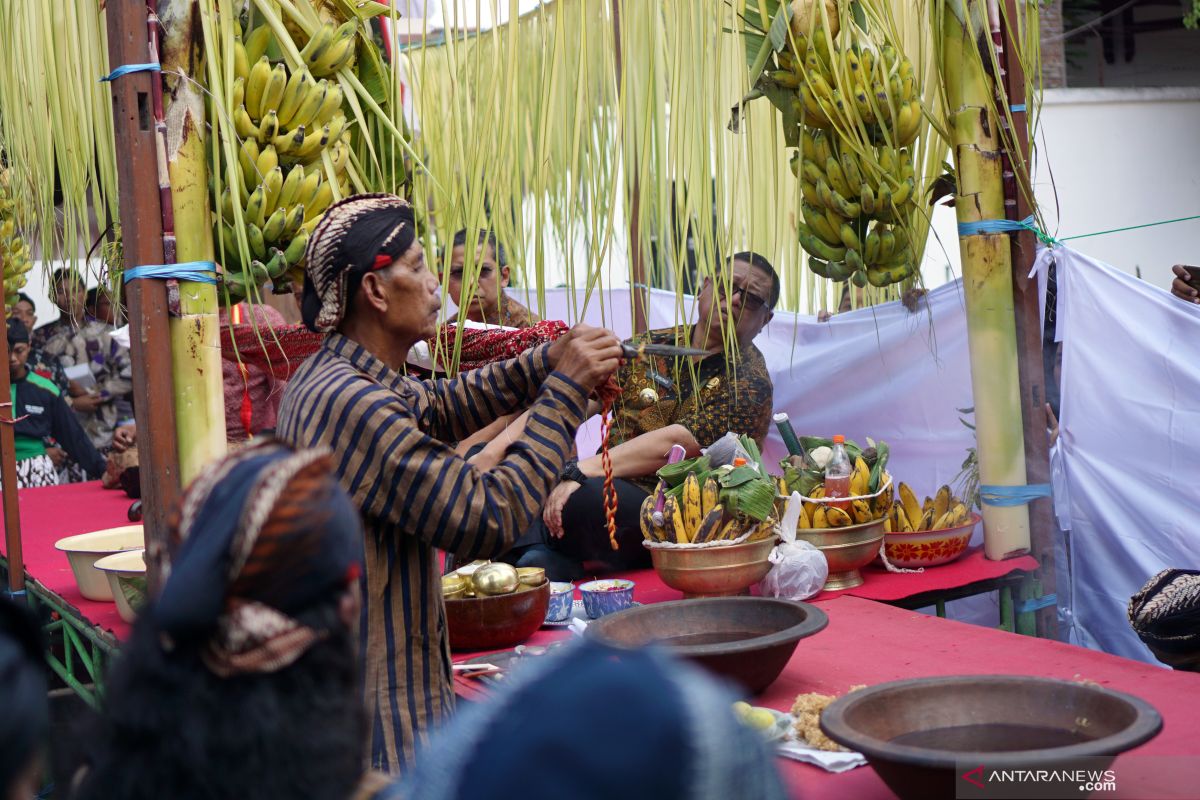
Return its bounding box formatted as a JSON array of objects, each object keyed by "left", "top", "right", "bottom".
[
  {"left": 216, "top": 14, "right": 353, "bottom": 303},
  {"left": 0, "top": 168, "right": 32, "bottom": 310},
  {"left": 741, "top": 0, "right": 934, "bottom": 291}
]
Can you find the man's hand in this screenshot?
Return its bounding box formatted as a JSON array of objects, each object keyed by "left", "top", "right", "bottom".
[
  {"left": 816, "top": 310, "right": 833, "bottom": 323},
  {"left": 45, "top": 447, "right": 66, "bottom": 469},
  {"left": 543, "top": 480, "right": 582, "bottom": 539},
  {"left": 1170, "top": 265, "right": 1199, "bottom": 304},
  {"left": 72, "top": 392, "right": 103, "bottom": 413},
  {"left": 1045, "top": 402, "right": 1059, "bottom": 447},
  {"left": 546, "top": 324, "right": 624, "bottom": 392},
  {"left": 112, "top": 424, "right": 137, "bottom": 453}
]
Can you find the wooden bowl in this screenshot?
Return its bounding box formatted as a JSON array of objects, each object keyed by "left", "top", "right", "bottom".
[
  {"left": 586, "top": 597, "right": 828, "bottom": 693},
  {"left": 883, "top": 514, "right": 979, "bottom": 568},
  {"left": 54, "top": 525, "right": 145, "bottom": 601},
  {"left": 647, "top": 536, "right": 778, "bottom": 598},
  {"left": 445, "top": 581, "right": 551, "bottom": 652},
  {"left": 820, "top": 675, "right": 1163, "bottom": 800}
]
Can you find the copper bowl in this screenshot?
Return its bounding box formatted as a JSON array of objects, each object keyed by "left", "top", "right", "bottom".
[
  {"left": 445, "top": 581, "right": 551, "bottom": 652},
  {"left": 794, "top": 518, "right": 885, "bottom": 590},
  {"left": 586, "top": 597, "right": 827, "bottom": 693},
  {"left": 646, "top": 535, "right": 778, "bottom": 598},
  {"left": 820, "top": 675, "right": 1163, "bottom": 800}
]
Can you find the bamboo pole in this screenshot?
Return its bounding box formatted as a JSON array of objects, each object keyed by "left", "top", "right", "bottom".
[
  {"left": 158, "top": 0, "right": 226, "bottom": 484},
  {"left": 105, "top": 0, "right": 183, "bottom": 593},
  {"left": 938, "top": 0, "right": 1031, "bottom": 560},
  {"left": 0, "top": 329, "right": 24, "bottom": 602},
  {"left": 612, "top": 0, "right": 648, "bottom": 335},
  {"left": 996, "top": 0, "right": 1058, "bottom": 637}
]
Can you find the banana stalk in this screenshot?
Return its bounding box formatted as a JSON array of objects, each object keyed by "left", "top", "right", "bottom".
[
  {"left": 934, "top": 0, "right": 1029, "bottom": 559},
  {"left": 161, "top": 0, "right": 227, "bottom": 483}
]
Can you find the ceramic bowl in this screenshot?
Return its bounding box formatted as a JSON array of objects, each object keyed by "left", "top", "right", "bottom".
[
  {"left": 54, "top": 525, "right": 145, "bottom": 601},
  {"left": 545, "top": 582, "right": 575, "bottom": 622},
  {"left": 579, "top": 579, "right": 635, "bottom": 619},
  {"left": 883, "top": 514, "right": 979, "bottom": 568},
  {"left": 93, "top": 549, "right": 147, "bottom": 623}
]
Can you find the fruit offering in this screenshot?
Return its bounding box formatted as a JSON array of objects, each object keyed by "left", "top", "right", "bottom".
[
  {"left": 641, "top": 436, "right": 779, "bottom": 545},
  {"left": 0, "top": 169, "right": 32, "bottom": 309},
  {"left": 889, "top": 483, "right": 974, "bottom": 533},
  {"left": 216, "top": 16, "right": 355, "bottom": 301}
]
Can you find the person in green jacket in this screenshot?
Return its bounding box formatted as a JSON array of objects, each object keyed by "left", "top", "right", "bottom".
[{"left": 6, "top": 318, "right": 104, "bottom": 487}]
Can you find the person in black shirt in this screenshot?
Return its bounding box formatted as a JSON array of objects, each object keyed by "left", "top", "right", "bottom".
[{"left": 7, "top": 318, "right": 104, "bottom": 487}]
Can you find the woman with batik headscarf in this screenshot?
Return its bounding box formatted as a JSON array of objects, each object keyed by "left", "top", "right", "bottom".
[
  {"left": 73, "top": 441, "right": 392, "bottom": 800},
  {"left": 276, "top": 194, "right": 624, "bottom": 773}
]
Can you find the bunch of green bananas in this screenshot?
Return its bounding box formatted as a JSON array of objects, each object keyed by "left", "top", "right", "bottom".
[
  {"left": 790, "top": 128, "right": 918, "bottom": 287},
  {"left": 776, "top": 36, "right": 921, "bottom": 148},
  {"left": 0, "top": 171, "right": 32, "bottom": 309},
  {"left": 219, "top": 21, "right": 354, "bottom": 301}
]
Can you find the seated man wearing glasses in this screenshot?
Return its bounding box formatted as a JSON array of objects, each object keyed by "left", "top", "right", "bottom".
[{"left": 515, "top": 252, "right": 779, "bottom": 579}]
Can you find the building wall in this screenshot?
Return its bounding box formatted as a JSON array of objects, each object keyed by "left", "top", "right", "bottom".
[{"left": 921, "top": 87, "right": 1200, "bottom": 292}]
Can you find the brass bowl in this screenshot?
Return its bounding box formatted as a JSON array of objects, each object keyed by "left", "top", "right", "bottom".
[
  {"left": 445, "top": 581, "right": 551, "bottom": 651},
  {"left": 794, "top": 518, "right": 885, "bottom": 591},
  {"left": 473, "top": 562, "right": 520, "bottom": 596},
  {"left": 442, "top": 574, "right": 469, "bottom": 600},
  {"left": 517, "top": 566, "right": 547, "bottom": 587},
  {"left": 820, "top": 676, "right": 1163, "bottom": 800},
  {"left": 646, "top": 536, "right": 778, "bottom": 598}
]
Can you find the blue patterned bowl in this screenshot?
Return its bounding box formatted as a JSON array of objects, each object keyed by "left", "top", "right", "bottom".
[
  {"left": 545, "top": 582, "right": 575, "bottom": 622},
  {"left": 579, "top": 579, "right": 636, "bottom": 619}
]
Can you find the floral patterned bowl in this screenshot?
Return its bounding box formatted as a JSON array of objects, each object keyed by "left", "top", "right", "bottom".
[{"left": 883, "top": 514, "right": 980, "bottom": 568}]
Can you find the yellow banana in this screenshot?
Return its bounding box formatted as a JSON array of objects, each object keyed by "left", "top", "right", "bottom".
[
  {"left": 324, "top": 114, "right": 348, "bottom": 147},
  {"left": 260, "top": 63, "right": 289, "bottom": 118},
  {"left": 701, "top": 477, "right": 719, "bottom": 518},
  {"left": 327, "top": 139, "right": 349, "bottom": 174},
  {"left": 311, "top": 21, "right": 358, "bottom": 77},
  {"left": 812, "top": 506, "right": 829, "bottom": 529},
  {"left": 682, "top": 474, "right": 702, "bottom": 538},
  {"left": 304, "top": 180, "right": 334, "bottom": 221},
  {"left": 257, "top": 109, "right": 280, "bottom": 143},
  {"left": 244, "top": 24, "right": 273, "bottom": 65},
  {"left": 315, "top": 83, "right": 345, "bottom": 126},
  {"left": 245, "top": 186, "right": 266, "bottom": 228},
  {"left": 255, "top": 145, "right": 279, "bottom": 179},
  {"left": 859, "top": 183, "right": 877, "bottom": 217},
  {"left": 238, "top": 138, "right": 260, "bottom": 181},
  {"left": 282, "top": 203, "right": 306, "bottom": 240},
  {"left": 289, "top": 82, "right": 328, "bottom": 131},
  {"left": 294, "top": 171, "right": 322, "bottom": 209},
  {"left": 262, "top": 206, "right": 287, "bottom": 243},
  {"left": 803, "top": 204, "right": 843, "bottom": 248},
  {"left": 245, "top": 56, "right": 272, "bottom": 120},
  {"left": 801, "top": 180, "right": 822, "bottom": 207},
  {"left": 864, "top": 227, "right": 881, "bottom": 265},
  {"left": 933, "top": 485, "right": 951, "bottom": 521},
  {"left": 692, "top": 505, "right": 725, "bottom": 544},
  {"left": 299, "top": 22, "right": 336, "bottom": 71},
  {"left": 850, "top": 457, "right": 870, "bottom": 496},
  {"left": 839, "top": 222, "right": 863, "bottom": 253},
  {"left": 276, "top": 67, "right": 314, "bottom": 129},
  {"left": 896, "top": 99, "right": 921, "bottom": 146},
  {"left": 824, "top": 157, "right": 852, "bottom": 199},
  {"left": 234, "top": 104, "right": 258, "bottom": 139},
  {"left": 840, "top": 152, "right": 864, "bottom": 193},
  {"left": 666, "top": 496, "right": 688, "bottom": 544},
  {"left": 233, "top": 33, "right": 249, "bottom": 82},
  {"left": 277, "top": 164, "right": 307, "bottom": 209},
  {"left": 291, "top": 125, "right": 329, "bottom": 162},
  {"left": 826, "top": 507, "right": 853, "bottom": 527},
  {"left": 284, "top": 229, "right": 310, "bottom": 266},
  {"left": 878, "top": 226, "right": 896, "bottom": 262},
  {"left": 231, "top": 77, "right": 246, "bottom": 112},
  {"left": 851, "top": 498, "right": 873, "bottom": 524},
  {"left": 261, "top": 166, "right": 284, "bottom": 217},
  {"left": 274, "top": 126, "right": 306, "bottom": 158},
  {"left": 246, "top": 221, "right": 267, "bottom": 260}
]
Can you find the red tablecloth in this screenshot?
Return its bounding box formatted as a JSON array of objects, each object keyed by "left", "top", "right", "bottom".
[
  {"left": 1, "top": 481, "right": 136, "bottom": 640},
  {"left": 811, "top": 546, "right": 1040, "bottom": 603},
  {"left": 761, "top": 596, "right": 1200, "bottom": 799}
]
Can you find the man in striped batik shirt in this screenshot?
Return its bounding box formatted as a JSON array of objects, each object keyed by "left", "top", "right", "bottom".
[{"left": 276, "top": 194, "right": 622, "bottom": 775}]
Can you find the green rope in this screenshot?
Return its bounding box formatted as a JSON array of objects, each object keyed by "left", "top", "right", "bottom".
[{"left": 1059, "top": 213, "right": 1200, "bottom": 243}]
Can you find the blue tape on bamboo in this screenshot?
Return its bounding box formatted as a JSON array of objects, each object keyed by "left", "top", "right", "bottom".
[
  {"left": 1015, "top": 594, "right": 1057, "bottom": 614},
  {"left": 979, "top": 483, "right": 1052, "bottom": 507},
  {"left": 100, "top": 62, "right": 161, "bottom": 82},
  {"left": 957, "top": 215, "right": 1060, "bottom": 247},
  {"left": 1009, "top": 103, "right": 1027, "bottom": 113},
  {"left": 123, "top": 261, "right": 218, "bottom": 285}
]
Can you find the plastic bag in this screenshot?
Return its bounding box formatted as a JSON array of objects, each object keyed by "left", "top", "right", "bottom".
[
  {"left": 759, "top": 492, "right": 828, "bottom": 601},
  {"left": 705, "top": 431, "right": 754, "bottom": 468}
]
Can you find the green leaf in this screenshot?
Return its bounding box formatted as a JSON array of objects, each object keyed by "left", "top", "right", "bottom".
[
  {"left": 767, "top": 3, "right": 793, "bottom": 51},
  {"left": 718, "top": 465, "right": 761, "bottom": 488},
  {"left": 742, "top": 30, "right": 768, "bottom": 70},
  {"left": 850, "top": 1, "right": 868, "bottom": 33},
  {"left": 742, "top": 0, "right": 784, "bottom": 33}
]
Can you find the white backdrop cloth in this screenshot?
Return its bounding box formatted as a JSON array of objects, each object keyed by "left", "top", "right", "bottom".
[{"left": 1033, "top": 246, "right": 1200, "bottom": 663}]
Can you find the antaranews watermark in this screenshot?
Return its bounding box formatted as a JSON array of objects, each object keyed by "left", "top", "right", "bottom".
[{"left": 955, "top": 755, "right": 1200, "bottom": 799}]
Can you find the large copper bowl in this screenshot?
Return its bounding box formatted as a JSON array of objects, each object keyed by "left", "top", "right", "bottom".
[
  {"left": 444, "top": 582, "right": 550, "bottom": 651},
  {"left": 794, "top": 517, "right": 885, "bottom": 590},
  {"left": 587, "top": 597, "right": 828, "bottom": 693},
  {"left": 647, "top": 535, "right": 778, "bottom": 598},
  {"left": 821, "top": 676, "right": 1163, "bottom": 800}
]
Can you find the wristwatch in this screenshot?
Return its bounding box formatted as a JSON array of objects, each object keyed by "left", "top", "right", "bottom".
[{"left": 559, "top": 460, "right": 588, "bottom": 485}]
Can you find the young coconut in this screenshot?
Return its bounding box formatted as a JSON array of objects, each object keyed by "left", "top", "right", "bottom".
[{"left": 790, "top": 0, "right": 841, "bottom": 51}]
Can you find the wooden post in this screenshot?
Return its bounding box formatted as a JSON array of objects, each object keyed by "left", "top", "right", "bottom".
[
  {"left": 106, "top": 0, "right": 182, "bottom": 593},
  {"left": 611, "top": 0, "right": 649, "bottom": 334},
  {"left": 0, "top": 328, "right": 24, "bottom": 601},
  {"left": 996, "top": 0, "right": 1059, "bottom": 639}
]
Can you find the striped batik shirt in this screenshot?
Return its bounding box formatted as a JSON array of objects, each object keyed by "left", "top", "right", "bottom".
[{"left": 275, "top": 332, "right": 588, "bottom": 774}]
